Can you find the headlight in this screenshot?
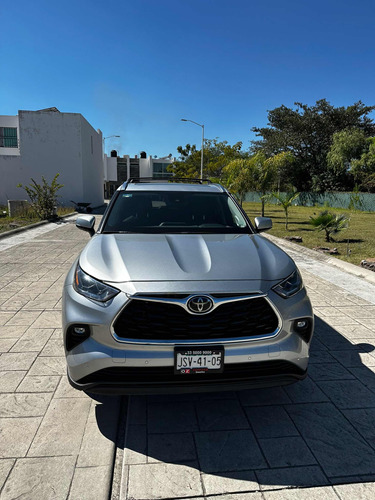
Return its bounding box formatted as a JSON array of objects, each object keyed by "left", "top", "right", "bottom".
[
  {"left": 73, "top": 265, "right": 120, "bottom": 302},
  {"left": 272, "top": 270, "right": 303, "bottom": 298}
]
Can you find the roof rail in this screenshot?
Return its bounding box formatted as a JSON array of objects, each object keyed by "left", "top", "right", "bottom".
[{"left": 126, "top": 177, "right": 212, "bottom": 184}]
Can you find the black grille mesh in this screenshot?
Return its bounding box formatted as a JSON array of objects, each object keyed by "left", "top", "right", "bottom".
[{"left": 113, "top": 296, "right": 279, "bottom": 341}]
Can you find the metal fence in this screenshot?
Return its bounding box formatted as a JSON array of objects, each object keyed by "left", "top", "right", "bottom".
[{"left": 244, "top": 191, "right": 375, "bottom": 212}]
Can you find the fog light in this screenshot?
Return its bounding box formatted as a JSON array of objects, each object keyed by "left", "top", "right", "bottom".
[
  {"left": 296, "top": 320, "right": 307, "bottom": 329},
  {"left": 73, "top": 326, "right": 87, "bottom": 335},
  {"left": 293, "top": 318, "right": 313, "bottom": 343},
  {"left": 66, "top": 324, "right": 90, "bottom": 351}
]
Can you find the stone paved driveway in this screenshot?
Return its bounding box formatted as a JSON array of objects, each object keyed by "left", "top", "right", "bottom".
[
  {"left": 1, "top": 218, "right": 375, "bottom": 500},
  {"left": 0, "top": 217, "right": 121, "bottom": 500}
]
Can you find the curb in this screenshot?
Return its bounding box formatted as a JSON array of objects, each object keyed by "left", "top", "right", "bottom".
[
  {"left": 0, "top": 212, "right": 77, "bottom": 240},
  {"left": 265, "top": 233, "right": 375, "bottom": 286}
]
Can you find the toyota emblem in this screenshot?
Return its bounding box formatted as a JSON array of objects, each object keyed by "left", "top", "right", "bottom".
[{"left": 187, "top": 295, "right": 213, "bottom": 314}]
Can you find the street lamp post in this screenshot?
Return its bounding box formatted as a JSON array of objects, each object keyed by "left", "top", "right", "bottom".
[
  {"left": 103, "top": 135, "right": 120, "bottom": 155},
  {"left": 181, "top": 119, "right": 204, "bottom": 179}
]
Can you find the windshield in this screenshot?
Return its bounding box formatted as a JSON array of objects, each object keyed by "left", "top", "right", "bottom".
[{"left": 102, "top": 191, "right": 252, "bottom": 234}]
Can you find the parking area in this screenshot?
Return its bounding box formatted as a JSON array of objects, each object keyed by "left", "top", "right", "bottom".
[{"left": 1, "top": 217, "right": 375, "bottom": 500}]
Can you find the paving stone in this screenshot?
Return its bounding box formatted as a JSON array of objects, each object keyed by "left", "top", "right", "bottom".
[
  {"left": 127, "top": 395, "right": 147, "bottom": 425},
  {"left": 202, "top": 470, "right": 259, "bottom": 495},
  {"left": 317, "top": 379, "right": 375, "bottom": 408},
  {"left": 238, "top": 387, "right": 291, "bottom": 406},
  {"left": 245, "top": 405, "right": 298, "bottom": 438},
  {"left": 27, "top": 356, "right": 66, "bottom": 376},
  {"left": 348, "top": 366, "right": 375, "bottom": 391},
  {"left": 196, "top": 398, "right": 249, "bottom": 431},
  {"left": 77, "top": 397, "right": 119, "bottom": 467},
  {"left": 16, "top": 375, "right": 60, "bottom": 393},
  {"left": 258, "top": 436, "right": 317, "bottom": 467},
  {"left": 286, "top": 402, "right": 375, "bottom": 477},
  {"left": 0, "top": 325, "right": 27, "bottom": 339},
  {"left": 31, "top": 310, "right": 62, "bottom": 329},
  {"left": 330, "top": 350, "right": 375, "bottom": 367},
  {"left": 337, "top": 324, "right": 374, "bottom": 339},
  {"left": 148, "top": 432, "right": 196, "bottom": 463},
  {"left": 0, "top": 456, "right": 76, "bottom": 500},
  {"left": 5, "top": 310, "right": 41, "bottom": 327},
  {"left": 195, "top": 429, "right": 267, "bottom": 473},
  {"left": 284, "top": 377, "right": 329, "bottom": 403},
  {"left": 127, "top": 462, "right": 203, "bottom": 499},
  {"left": 39, "top": 338, "right": 64, "bottom": 356},
  {"left": 0, "top": 417, "right": 41, "bottom": 458},
  {"left": 148, "top": 401, "right": 198, "bottom": 433},
  {"left": 54, "top": 374, "right": 85, "bottom": 397},
  {"left": 334, "top": 481, "right": 375, "bottom": 499},
  {"left": 0, "top": 371, "right": 26, "bottom": 392},
  {"left": 212, "top": 494, "right": 263, "bottom": 500},
  {"left": 0, "top": 313, "right": 14, "bottom": 326},
  {"left": 263, "top": 486, "right": 340, "bottom": 499},
  {"left": 124, "top": 425, "right": 148, "bottom": 465},
  {"left": 0, "top": 393, "right": 52, "bottom": 417},
  {"left": 308, "top": 362, "right": 356, "bottom": 381},
  {"left": 0, "top": 352, "right": 38, "bottom": 371},
  {"left": 68, "top": 465, "right": 111, "bottom": 500},
  {"left": 28, "top": 398, "right": 91, "bottom": 456},
  {"left": 0, "top": 459, "right": 14, "bottom": 489},
  {"left": 0, "top": 339, "right": 17, "bottom": 352},
  {"left": 342, "top": 408, "right": 375, "bottom": 442},
  {"left": 309, "top": 350, "right": 336, "bottom": 364},
  {"left": 10, "top": 328, "right": 53, "bottom": 352},
  {"left": 256, "top": 465, "right": 329, "bottom": 490}
]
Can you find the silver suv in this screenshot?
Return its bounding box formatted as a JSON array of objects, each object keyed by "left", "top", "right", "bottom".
[{"left": 62, "top": 179, "right": 313, "bottom": 394}]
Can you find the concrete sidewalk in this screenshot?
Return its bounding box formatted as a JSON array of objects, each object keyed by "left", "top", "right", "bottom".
[{"left": 1, "top": 219, "right": 375, "bottom": 500}]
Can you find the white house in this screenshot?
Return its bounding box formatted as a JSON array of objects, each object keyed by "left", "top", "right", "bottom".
[
  {"left": 103, "top": 151, "right": 175, "bottom": 198},
  {"left": 0, "top": 108, "right": 104, "bottom": 208}
]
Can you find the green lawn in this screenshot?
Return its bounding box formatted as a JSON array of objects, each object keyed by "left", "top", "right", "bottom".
[
  {"left": 0, "top": 206, "right": 74, "bottom": 234},
  {"left": 243, "top": 201, "right": 375, "bottom": 266}
]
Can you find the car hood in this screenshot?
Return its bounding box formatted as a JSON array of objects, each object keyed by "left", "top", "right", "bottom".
[{"left": 79, "top": 233, "right": 295, "bottom": 284}]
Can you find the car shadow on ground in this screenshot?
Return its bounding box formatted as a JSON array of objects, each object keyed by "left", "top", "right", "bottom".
[{"left": 94, "top": 315, "right": 375, "bottom": 492}]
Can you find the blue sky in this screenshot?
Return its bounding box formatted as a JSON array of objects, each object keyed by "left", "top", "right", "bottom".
[{"left": 1, "top": 0, "right": 374, "bottom": 157}]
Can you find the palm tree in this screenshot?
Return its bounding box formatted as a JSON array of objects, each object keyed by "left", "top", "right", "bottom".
[
  {"left": 309, "top": 210, "right": 349, "bottom": 242},
  {"left": 272, "top": 191, "right": 300, "bottom": 230}
]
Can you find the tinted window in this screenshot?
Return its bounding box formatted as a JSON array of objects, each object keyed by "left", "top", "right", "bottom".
[{"left": 102, "top": 191, "right": 252, "bottom": 234}]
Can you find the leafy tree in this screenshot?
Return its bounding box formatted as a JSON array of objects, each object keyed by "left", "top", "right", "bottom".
[
  {"left": 309, "top": 210, "right": 349, "bottom": 242},
  {"left": 18, "top": 174, "right": 64, "bottom": 220},
  {"left": 251, "top": 100, "right": 375, "bottom": 191},
  {"left": 265, "top": 151, "right": 296, "bottom": 191},
  {"left": 351, "top": 138, "right": 375, "bottom": 191},
  {"left": 169, "top": 139, "right": 246, "bottom": 180},
  {"left": 224, "top": 153, "right": 277, "bottom": 214},
  {"left": 222, "top": 159, "right": 253, "bottom": 205},
  {"left": 271, "top": 191, "right": 300, "bottom": 230}
]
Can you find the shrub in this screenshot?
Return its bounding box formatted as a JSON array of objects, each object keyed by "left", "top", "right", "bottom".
[
  {"left": 17, "top": 174, "right": 64, "bottom": 220},
  {"left": 309, "top": 210, "right": 349, "bottom": 242}
]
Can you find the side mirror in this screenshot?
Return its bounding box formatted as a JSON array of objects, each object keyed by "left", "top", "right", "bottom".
[
  {"left": 76, "top": 215, "right": 95, "bottom": 237},
  {"left": 254, "top": 216, "right": 272, "bottom": 232}
]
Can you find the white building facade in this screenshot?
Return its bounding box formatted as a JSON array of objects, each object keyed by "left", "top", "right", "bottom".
[
  {"left": 103, "top": 152, "right": 175, "bottom": 197},
  {"left": 0, "top": 109, "right": 104, "bottom": 208}
]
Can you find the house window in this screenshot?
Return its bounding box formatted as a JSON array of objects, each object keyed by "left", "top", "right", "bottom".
[
  {"left": 0, "top": 127, "right": 18, "bottom": 148},
  {"left": 153, "top": 162, "right": 173, "bottom": 178}
]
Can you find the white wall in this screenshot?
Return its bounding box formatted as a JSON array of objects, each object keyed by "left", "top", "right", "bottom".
[
  {"left": 0, "top": 110, "right": 104, "bottom": 207},
  {"left": 104, "top": 156, "right": 118, "bottom": 181},
  {"left": 139, "top": 157, "right": 152, "bottom": 177}
]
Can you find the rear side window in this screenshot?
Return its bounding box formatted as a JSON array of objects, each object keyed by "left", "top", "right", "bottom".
[{"left": 102, "top": 191, "right": 252, "bottom": 234}]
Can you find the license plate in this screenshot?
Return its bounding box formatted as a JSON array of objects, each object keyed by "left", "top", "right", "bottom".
[{"left": 174, "top": 346, "right": 224, "bottom": 374}]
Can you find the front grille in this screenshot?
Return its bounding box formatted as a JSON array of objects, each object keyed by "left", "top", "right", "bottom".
[
  {"left": 78, "top": 360, "right": 304, "bottom": 385},
  {"left": 113, "top": 296, "right": 279, "bottom": 341}
]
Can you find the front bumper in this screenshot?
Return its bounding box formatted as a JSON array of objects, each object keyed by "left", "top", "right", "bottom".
[{"left": 62, "top": 280, "right": 313, "bottom": 395}]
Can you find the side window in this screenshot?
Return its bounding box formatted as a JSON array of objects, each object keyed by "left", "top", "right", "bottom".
[{"left": 226, "top": 197, "right": 247, "bottom": 228}]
